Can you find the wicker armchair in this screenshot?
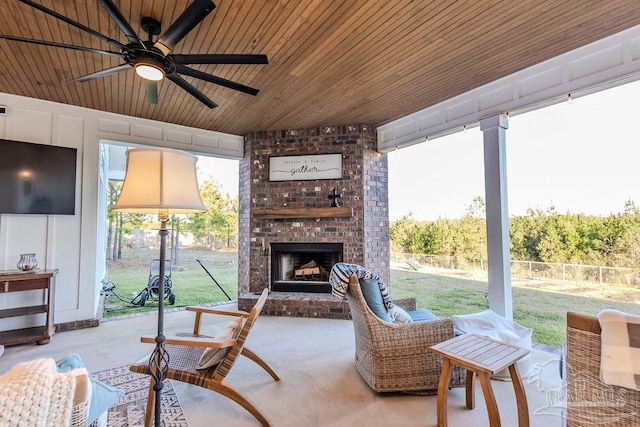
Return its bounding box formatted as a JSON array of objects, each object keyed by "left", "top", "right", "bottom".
[
  {"left": 565, "top": 312, "right": 640, "bottom": 426},
  {"left": 345, "top": 276, "right": 466, "bottom": 393}
]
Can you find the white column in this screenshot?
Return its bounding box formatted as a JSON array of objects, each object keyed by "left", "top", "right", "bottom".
[{"left": 480, "top": 114, "right": 512, "bottom": 319}]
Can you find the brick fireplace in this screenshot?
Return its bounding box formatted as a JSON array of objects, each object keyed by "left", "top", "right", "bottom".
[
  {"left": 270, "top": 242, "right": 342, "bottom": 293},
  {"left": 237, "top": 124, "right": 389, "bottom": 319}
]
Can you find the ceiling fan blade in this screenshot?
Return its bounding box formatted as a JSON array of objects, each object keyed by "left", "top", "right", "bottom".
[
  {"left": 0, "top": 35, "right": 122, "bottom": 58},
  {"left": 166, "top": 73, "right": 217, "bottom": 108},
  {"left": 154, "top": 0, "right": 215, "bottom": 55},
  {"left": 17, "top": 0, "right": 125, "bottom": 50},
  {"left": 75, "top": 64, "right": 130, "bottom": 82},
  {"left": 98, "top": 0, "right": 144, "bottom": 46},
  {"left": 176, "top": 65, "right": 259, "bottom": 96},
  {"left": 146, "top": 81, "right": 158, "bottom": 104},
  {"left": 171, "top": 54, "right": 269, "bottom": 65}
]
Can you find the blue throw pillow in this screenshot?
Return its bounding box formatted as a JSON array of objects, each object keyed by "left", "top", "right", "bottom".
[
  {"left": 56, "top": 354, "right": 124, "bottom": 426},
  {"left": 359, "top": 278, "right": 392, "bottom": 322},
  {"left": 407, "top": 308, "right": 439, "bottom": 323},
  {"left": 55, "top": 353, "right": 85, "bottom": 371}
]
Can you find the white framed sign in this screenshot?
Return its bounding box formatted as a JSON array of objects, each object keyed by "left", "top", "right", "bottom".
[{"left": 269, "top": 153, "right": 342, "bottom": 181}]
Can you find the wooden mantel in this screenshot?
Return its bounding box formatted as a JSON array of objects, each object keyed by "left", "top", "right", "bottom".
[{"left": 253, "top": 207, "right": 353, "bottom": 220}]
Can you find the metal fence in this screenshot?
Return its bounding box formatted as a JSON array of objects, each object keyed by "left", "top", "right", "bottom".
[{"left": 391, "top": 252, "right": 640, "bottom": 286}]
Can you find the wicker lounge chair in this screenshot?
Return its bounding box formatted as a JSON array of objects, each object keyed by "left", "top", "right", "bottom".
[
  {"left": 345, "top": 275, "right": 466, "bottom": 393},
  {"left": 565, "top": 312, "right": 640, "bottom": 426},
  {"left": 130, "top": 288, "right": 279, "bottom": 427}
]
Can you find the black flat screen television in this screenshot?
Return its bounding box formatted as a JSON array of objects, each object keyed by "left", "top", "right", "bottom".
[{"left": 0, "top": 139, "right": 77, "bottom": 215}]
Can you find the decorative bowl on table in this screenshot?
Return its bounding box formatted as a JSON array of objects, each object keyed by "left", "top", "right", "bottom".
[{"left": 17, "top": 253, "right": 38, "bottom": 271}]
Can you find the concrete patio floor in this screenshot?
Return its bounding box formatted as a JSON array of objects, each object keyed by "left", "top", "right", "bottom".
[{"left": 0, "top": 303, "right": 565, "bottom": 426}]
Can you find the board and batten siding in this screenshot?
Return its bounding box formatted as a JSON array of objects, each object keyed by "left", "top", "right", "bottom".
[{"left": 0, "top": 93, "right": 242, "bottom": 331}]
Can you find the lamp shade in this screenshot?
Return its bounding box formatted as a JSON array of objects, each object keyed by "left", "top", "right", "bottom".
[{"left": 112, "top": 147, "right": 206, "bottom": 215}]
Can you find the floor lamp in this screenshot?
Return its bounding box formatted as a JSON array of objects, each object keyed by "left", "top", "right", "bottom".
[{"left": 113, "top": 147, "right": 206, "bottom": 426}]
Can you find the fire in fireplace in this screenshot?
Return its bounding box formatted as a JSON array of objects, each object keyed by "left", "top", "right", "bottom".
[{"left": 270, "top": 242, "right": 343, "bottom": 293}]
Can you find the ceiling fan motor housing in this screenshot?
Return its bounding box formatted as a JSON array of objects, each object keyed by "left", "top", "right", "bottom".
[{"left": 123, "top": 44, "right": 177, "bottom": 75}]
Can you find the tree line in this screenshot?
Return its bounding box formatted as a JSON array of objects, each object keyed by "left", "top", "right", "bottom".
[
  {"left": 107, "top": 176, "right": 238, "bottom": 264},
  {"left": 390, "top": 197, "right": 640, "bottom": 268}
]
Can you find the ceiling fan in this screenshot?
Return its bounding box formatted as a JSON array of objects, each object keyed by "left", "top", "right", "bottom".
[{"left": 0, "top": 0, "right": 268, "bottom": 108}]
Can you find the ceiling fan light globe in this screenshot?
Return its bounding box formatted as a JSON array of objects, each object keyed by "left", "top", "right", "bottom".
[{"left": 135, "top": 63, "right": 164, "bottom": 81}]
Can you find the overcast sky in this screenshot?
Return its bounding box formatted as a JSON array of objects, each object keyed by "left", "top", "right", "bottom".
[
  {"left": 196, "top": 155, "right": 239, "bottom": 196},
  {"left": 388, "top": 79, "right": 640, "bottom": 221}
]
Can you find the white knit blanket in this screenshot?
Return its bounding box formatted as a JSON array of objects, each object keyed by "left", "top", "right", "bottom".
[
  {"left": 0, "top": 358, "right": 75, "bottom": 426},
  {"left": 598, "top": 309, "right": 640, "bottom": 391}
]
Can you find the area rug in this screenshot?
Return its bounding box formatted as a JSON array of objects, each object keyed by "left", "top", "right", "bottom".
[{"left": 91, "top": 365, "right": 188, "bottom": 426}]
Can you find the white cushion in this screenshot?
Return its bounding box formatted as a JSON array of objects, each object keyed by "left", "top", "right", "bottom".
[
  {"left": 598, "top": 309, "right": 640, "bottom": 390},
  {"left": 390, "top": 304, "right": 413, "bottom": 324},
  {"left": 452, "top": 309, "right": 533, "bottom": 378},
  {"left": 197, "top": 320, "right": 241, "bottom": 369}
]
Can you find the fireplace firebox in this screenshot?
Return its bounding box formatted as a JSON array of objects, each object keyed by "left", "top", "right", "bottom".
[{"left": 270, "top": 242, "right": 343, "bottom": 293}]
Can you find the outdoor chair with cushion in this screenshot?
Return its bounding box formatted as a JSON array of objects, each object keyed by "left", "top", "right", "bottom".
[
  {"left": 55, "top": 353, "right": 124, "bottom": 427},
  {"left": 565, "top": 311, "right": 640, "bottom": 426},
  {"left": 130, "top": 288, "right": 279, "bottom": 427},
  {"left": 345, "top": 275, "right": 466, "bottom": 393}
]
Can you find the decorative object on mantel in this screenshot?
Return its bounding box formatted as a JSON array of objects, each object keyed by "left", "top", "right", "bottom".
[
  {"left": 328, "top": 188, "right": 342, "bottom": 207},
  {"left": 16, "top": 253, "right": 37, "bottom": 271},
  {"left": 269, "top": 153, "right": 342, "bottom": 181}
]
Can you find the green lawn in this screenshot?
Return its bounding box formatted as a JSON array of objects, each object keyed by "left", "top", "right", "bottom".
[
  {"left": 389, "top": 268, "right": 640, "bottom": 347},
  {"left": 103, "top": 247, "right": 238, "bottom": 318},
  {"left": 104, "top": 248, "right": 640, "bottom": 348}
]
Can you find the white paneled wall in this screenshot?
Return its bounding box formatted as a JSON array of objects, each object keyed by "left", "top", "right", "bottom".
[{"left": 0, "top": 93, "right": 242, "bottom": 330}]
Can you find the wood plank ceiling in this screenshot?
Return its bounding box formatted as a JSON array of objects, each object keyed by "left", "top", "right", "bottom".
[{"left": 1, "top": 0, "right": 640, "bottom": 136}]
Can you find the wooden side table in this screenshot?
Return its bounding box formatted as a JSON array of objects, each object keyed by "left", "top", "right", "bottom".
[
  {"left": 0, "top": 269, "right": 58, "bottom": 346},
  {"left": 430, "top": 333, "right": 530, "bottom": 427}
]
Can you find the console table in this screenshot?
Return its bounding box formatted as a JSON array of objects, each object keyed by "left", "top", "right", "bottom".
[{"left": 0, "top": 269, "right": 58, "bottom": 346}]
